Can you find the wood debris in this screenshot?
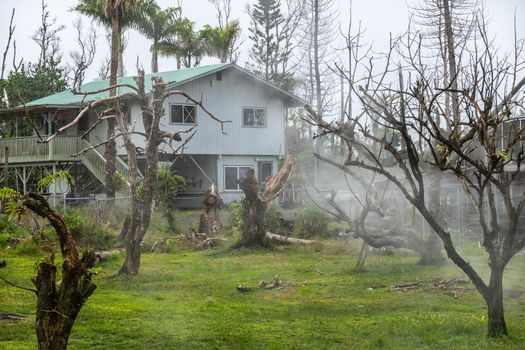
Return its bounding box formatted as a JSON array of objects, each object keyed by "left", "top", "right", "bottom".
[
  {"left": 236, "top": 285, "right": 253, "bottom": 292},
  {"left": 391, "top": 276, "right": 473, "bottom": 297},
  {"left": 0, "top": 312, "right": 25, "bottom": 322},
  {"left": 173, "top": 230, "right": 227, "bottom": 250},
  {"left": 259, "top": 275, "right": 283, "bottom": 290}
]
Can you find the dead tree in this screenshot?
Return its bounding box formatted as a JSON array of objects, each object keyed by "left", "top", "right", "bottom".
[
  {"left": 235, "top": 130, "right": 300, "bottom": 247},
  {"left": 69, "top": 17, "right": 97, "bottom": 89},
  {"left": 306, "top": 17, "right": 525, "bottom": 336},
  {"left": 200, "top": 183, "right": 222, "bottom": 235},
  {"left": 313, "top": 152, "right": 443, "bottom": 266},
  {"left": 1, "top": 8, "right": 15, "bottom": 80},
  {"left": 0, "top": 190, "right": 97, "bottom": 350},
  {"left": 31, "top": 0, "right": 64, "bottom": 70},
  {"left": 41, "top": 70, "right": 227, "bottom": 275}
]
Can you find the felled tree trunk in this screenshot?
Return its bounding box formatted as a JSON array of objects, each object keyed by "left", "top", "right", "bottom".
[{"left": 24, "top": 193, "right": 97, "bottom": 350}]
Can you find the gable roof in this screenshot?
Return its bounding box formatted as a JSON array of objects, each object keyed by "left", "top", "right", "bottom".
[{"left": 22, "top": 63, "right": 305, "bottom": 109}]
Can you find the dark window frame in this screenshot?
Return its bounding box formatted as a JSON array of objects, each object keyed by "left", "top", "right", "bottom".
[
  {"left": 170, "top": 103, "right": 196, "bottom": 124},
  {"left": 242, "top": 107, "right": 267, "bottom": 128},
  {"left": 224, "top": 165, "right": 253, "bottom": 191}
]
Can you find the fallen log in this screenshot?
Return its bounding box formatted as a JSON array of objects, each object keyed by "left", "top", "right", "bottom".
[
  {"left": 94, "top": 250, "right": 120, "bottom": 262},
  {"left": 265, "top": 232, "right": 315, "bottom": 245}
]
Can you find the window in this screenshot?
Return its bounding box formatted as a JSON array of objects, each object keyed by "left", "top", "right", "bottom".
[
  {"left": 170, "top": 104, "right": 196, "bottom": 124},
  {"left": 243, "top": 107, "right": 266, "bottom": 127},
  {"left": 258, "top": 161, "right": 273, "bottom": 191},
  {"left": 224, "top": 166, "right": 252, "bottom": 191},
  {"left": 78, "top": 115, "right": 89, "bottom": 132}
]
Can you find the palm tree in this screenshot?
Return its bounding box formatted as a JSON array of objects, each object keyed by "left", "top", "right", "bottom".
[
  {"left": 201, "top": 20, "right": 241, "bottom": 63},
  {"left": 131, "top": 1, "right": 180, "bottom": 73},
  {"left": 156, "top": 18, "right": 206, "bottom": 69},
  {"left": 75, "top": 0, "right": 137, "bottom": 198},
  {"left": 75, "top": 0, "right": 139, "bottom": 77}
]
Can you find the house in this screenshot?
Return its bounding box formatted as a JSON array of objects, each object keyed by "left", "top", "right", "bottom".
[{"left": 0, "top": 63, "right": 305, "bottom": 204}]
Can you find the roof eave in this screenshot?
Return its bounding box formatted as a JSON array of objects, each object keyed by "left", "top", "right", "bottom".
[{"left": 0, "top": 104, "right": 81, "bottom": 117}]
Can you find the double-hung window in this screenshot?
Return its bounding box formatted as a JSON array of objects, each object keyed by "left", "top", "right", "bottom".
[
  {"left": 243, "top": 107, "right": 266, "bottom": 127},
  {"left": 170, "top": 103, "right": 196, "bottom": 124},
  {"left": 224, "top": 166, "right": 252, "bottom": 191}
]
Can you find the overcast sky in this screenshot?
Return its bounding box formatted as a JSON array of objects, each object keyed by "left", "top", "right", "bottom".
[{"left": 0, "top": 0, "right": 523, "bottom": 82}]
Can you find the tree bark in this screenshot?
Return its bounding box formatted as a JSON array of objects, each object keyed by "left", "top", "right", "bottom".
[
  {"left": 104, "top": 9, "right": 120, "bottom": 199},
  {"left": 151, "top": 48, "right": 158, "bottom": 73},
  {"left": 119, "top": 238, "right": 141, "bottom": 275},
  {"left": 485, "top": 267, "right": 508, "bottom": 337},
  {"left": 24, "top": 193, "right": 96, "bottom": 350},
  {"left": 235, "top": 169, "right": 268, "bottom": 248}
]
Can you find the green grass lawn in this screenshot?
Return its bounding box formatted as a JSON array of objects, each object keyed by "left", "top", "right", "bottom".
[{"left": 1, "top": 243, "right": 524, "bottom": 349}]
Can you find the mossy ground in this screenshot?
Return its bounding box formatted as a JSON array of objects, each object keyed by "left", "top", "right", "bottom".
[{"left": 1, "top": 240, "right": 524, "bottom": 349}]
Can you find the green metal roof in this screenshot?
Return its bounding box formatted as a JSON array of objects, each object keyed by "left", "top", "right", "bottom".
[{"left": 26, "top": 63, "right": 229, "bottom": 107}]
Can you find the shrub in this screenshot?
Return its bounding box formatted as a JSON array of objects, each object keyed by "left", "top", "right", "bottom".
[
  {"left": 62, "top": 208, "right": 116, "bottom": 250},
  {"left": 0, "top": 214, "right": 28, "bottom": 238},
  {"left": 294, "top": 206, "right": 329, "bottom": 238},
  {"left": 227, "top": 201, "right": 243, "bottom": 235},
  {"left": 265, "top": 205, "right": 284, "bottom": 233}
]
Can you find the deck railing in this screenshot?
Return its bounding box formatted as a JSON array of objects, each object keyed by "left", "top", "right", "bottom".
[
  {"left": 0, "top": 136, "right": 82, "bottom": 163},
  {"left": 0, "top": 137, "right": 134, "bottom": 194}
]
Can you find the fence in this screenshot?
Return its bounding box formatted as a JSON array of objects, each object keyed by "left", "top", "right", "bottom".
[
  {"left": 47, "top": 195, "right": 131, "bottom": 229},
  {"left": 279, "top": 182, "right": 517, "bottom": 247}
]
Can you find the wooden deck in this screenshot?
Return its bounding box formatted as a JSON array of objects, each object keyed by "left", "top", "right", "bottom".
[{"left": 0, "top": 136, "right": 82, "bottom": 164}]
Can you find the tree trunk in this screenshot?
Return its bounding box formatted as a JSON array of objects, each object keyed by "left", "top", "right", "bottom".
[
  {"left": 485, "top": 268, "right": 508, "bottom": 337},
  {"left": 199, "top": 213, "right": 215, "bottom": 236},
  {"left": 119, "top": 239, "right": 141, "bottom": 275},
  {"left": 355, "top": 241, "right": 369, "bottom": 270},
  {"left": 104, "top": 12, "right": 120, "bottom": 199},
  {"left": 151, "top": 48, "right": 158, "bottom": 73},
  {"left": 235, "top": 169, "right": 268, "bottom": 248},
  {"left": 25, "top": 193, "right": 97, "bottom": 350},
  {"left": 418, "top": 236, "right": 444, "bottom": 265}
]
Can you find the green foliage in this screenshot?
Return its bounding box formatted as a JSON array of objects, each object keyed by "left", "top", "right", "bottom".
[
  {"left": 0, "top": 188, "right": 24, "bottom": 221},
  {"left": 155, "top": 165, "right": 186, "bottom": 232},
  {"left": 2, "top": 247, "right": 525, "bottom": 348},
  {"left": 264, "top": 205, "right": 284, "bottom": 233},
  {"left": 0, "top": 62, "right": 67, "bottom": 126},
  {"left": 294, "top": 206, "right": 329, "bottom": 238},
  {"left": 227, "top": 201, "right": 244, "bottom": 234},
  {"left": 499, "top": 147, "right": 510, "bottom": 161},
  {"left": 15, "top": 239, "right": 41, "bottom": 256},
  {"left": 0, "top": 213, "right": 27, "bottom": 237},
  {"left": 155, "top": 165, "right": 187, "bottom": 209},
  {"left": 200, "top": 20, "right": 241, "bottom": 63},
  {"left": 247, "top": 0, "right": 296, "bottom": 90},
  {"left": 113, "top": 171, "right": 129, "bottom": 192},
  {"left": 37, "top": 170, "right": 73, "bottom": 193},
  {"left": 62, "top": 208, "right": 115, "bottom": 249}
]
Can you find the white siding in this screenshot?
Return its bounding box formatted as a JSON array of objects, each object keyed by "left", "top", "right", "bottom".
[
  {"left": 217, "top": 154, "right": 278, "bottom": 203},
  {"left": 124, "top": 67, "right": 288, "bottom": 157}
]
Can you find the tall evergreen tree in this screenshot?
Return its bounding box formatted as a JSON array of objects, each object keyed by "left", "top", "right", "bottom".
[{"left": 247, "top": 0, "right": 295, "bottom": 90}]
